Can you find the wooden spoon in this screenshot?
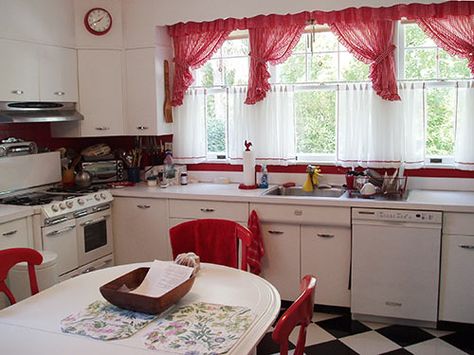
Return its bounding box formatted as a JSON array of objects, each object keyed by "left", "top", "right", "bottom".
[{"left": 163, "top": 60, "right": 173, "bottom": 123}]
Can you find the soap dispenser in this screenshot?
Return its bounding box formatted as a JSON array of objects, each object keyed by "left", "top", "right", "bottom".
[{"left": 259, "top": 164, "right": 269, "bottom": 188}]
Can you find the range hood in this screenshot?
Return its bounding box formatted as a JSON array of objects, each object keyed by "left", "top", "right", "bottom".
[{"left": 0, "top": 102, "right": 83, "bottom": 123}]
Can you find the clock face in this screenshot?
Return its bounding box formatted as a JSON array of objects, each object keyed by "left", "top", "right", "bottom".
[{"left": 84, "top": 8, "right": 112, "bottom": 36}]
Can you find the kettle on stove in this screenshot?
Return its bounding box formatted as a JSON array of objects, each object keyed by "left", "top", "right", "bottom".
[{"left": 75, "top": 170, "right": 92, "bottom": 188}]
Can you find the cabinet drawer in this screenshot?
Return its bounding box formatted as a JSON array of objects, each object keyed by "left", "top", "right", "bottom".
[
  {"left": 443, "top": 213, "right": 474, "bottom": 235},
  {"left": 0, "top": 218, "right": 29, "bottom": 249},
  {"left": 250, "top": 203, "right": 350, "bottom": 226},
  {"left": 169, "top": 200, "right": 248, "bottom": 222}
]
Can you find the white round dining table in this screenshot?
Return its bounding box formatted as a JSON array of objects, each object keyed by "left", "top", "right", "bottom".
[{"left": 0, "top": 262, "right": 280, "bottom": 355}]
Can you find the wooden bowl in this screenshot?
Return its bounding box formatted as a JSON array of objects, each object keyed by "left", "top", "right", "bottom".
[{"left": 99, "top": 267, "right": 195, "bottom": 314}]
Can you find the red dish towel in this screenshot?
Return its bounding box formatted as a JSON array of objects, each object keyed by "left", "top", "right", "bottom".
[
  {"left": 247, "top": 210, "right": 264, "bottom": 275},
  {"left": 169, "top": 219, "right": 239, "bottom": 268}
]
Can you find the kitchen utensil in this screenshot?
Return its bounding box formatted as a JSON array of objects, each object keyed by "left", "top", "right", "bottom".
[
  {"left": 360, "top": 182, "right": 376, "bottom": 196},
  {"left": 163, "top": 60, "right": 173, "bottom": 123},
  {"left": 75, "top": 170, "right": 92, "bottom": 188}
]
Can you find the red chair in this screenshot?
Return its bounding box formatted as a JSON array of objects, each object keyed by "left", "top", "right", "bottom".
[
  {"left": 272, "top": 275, "right": 317, "bottom": 355},
  {"left": 0, "top": 248, "right": 43, "bottom": 305},
  {"left": 169, "top": 219, "right": 252, "bottom": 271}
]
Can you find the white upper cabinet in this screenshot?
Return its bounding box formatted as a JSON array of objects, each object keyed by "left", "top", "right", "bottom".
[
  {"left": 0, "top": 39, "right": 39, "bottom": 101},
  {"left": 39, "top": 46, "right": 78, "bottom": 102},
  {"left": 77, "top": 49, "right": 124, "bottom": 136},
  {"left": 125, "top": 45, "right": 172, "bottom": 136}
]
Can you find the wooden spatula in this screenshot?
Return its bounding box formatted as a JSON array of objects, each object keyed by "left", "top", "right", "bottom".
[{"left": 163, "top": 60, "right": 173, "bottom": 123}]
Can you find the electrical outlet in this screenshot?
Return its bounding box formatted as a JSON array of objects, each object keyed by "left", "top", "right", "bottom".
[{"left": 164, "top": 142, "right": 173, "bottom": 152}]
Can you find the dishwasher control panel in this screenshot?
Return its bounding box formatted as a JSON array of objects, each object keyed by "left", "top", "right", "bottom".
[{"left": 352, "top": 208, "right": 443, "bottom": 224}]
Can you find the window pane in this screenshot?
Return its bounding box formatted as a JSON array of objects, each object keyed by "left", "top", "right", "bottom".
[
  {"left": 438, "top": 50, "right": 471, "bottom": 79},
  {"left": 295, "top": 90, "right": 336, "bottom": 154},
  {"left": 310, "top": 53, "right": 337, "bottom": 82},
  {"left": 276, "top": 54, "right": 306, "bottom": 83},
  {"left": 340, "top": 52, "right": 369, "bottom": 81},
  {"left": 222, "top": 38, "right": 249, "bottom": 57},
  {"left": 404, "top": 23, "right": 436, "bottom": 47},
  {"left": 194, "top": 60, "right": 223, "bottom": 87},
  {"left": 313, "top": 31, "right": 338, "bottom": 52},
  {"left": 426, "top": 87, "right": 455, "bottom": 156},
  {"left": 223, "top": 57, "right": 249, "bottom": 85},
  {"left": 292, "top": 35, "right": 307, "bottom": 53},
  {"left": 404, "top": 48, "right": 437, "bottom": 79},
  {"left": 206, "top": 92, "right": 227, "bottom": 154}
]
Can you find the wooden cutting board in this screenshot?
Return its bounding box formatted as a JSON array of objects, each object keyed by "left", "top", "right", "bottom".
[{"left": 163, "top": 60, "right": 173, "bottom": 123}]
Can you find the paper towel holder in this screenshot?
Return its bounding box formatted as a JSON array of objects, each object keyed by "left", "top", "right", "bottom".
[{"left": 239, "top": 140, "right": 258, "bottom": 190}]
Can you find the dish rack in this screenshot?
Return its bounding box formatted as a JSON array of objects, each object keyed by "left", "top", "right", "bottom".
[{"left": 350, "top": 176, "right": 408, "bottom": 198}]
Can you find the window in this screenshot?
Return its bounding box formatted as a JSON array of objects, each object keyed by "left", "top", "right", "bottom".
[{"left": 190, "top": 23, "right": 472, "bottom": 165}]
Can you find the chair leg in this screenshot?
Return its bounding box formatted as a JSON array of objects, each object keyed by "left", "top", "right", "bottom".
[
  {"left": 0, "top": 282, "right": 16, "bottom": 305},
  {"left": 294, "top": 325, "right": 307, "bottom": 355}
]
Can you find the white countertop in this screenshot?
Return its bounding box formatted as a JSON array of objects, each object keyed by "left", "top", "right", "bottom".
[
  {"left": 0, "top": 205, "right": 34, "bottom": 224},
  {"left": 111, "top": 183, "right": 474, "bottom": 213}
]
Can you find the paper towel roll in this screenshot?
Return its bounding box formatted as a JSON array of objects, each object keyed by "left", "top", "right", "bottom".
[{"left": 242, "top": 150, "right": 256, "bottom": 186}]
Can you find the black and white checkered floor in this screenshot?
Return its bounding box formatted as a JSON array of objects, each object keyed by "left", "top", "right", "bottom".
[{"left": 257, "top": 311, "right": 474, "bottom": 355}]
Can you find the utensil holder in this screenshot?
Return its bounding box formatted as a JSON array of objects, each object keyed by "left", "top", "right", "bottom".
[{"left": 128, "top": 167, "right": 141, "bottom": 183}]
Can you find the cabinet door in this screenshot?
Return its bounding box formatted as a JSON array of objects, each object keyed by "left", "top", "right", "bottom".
[
  {"left": 77, "top": 50, "right": 124, "bottom": 136},
  {"left": 125, "top": 46, "right": 172, "bottom": 136},
  {"left": 301, "top": 226, "right": 351, "bottom": 307},
  {"left": 260, "top": 223, "right": 300, "bottom": 301},
  {"left": 0, "top": 39, "right": 39, "bottom": 101},
  {"left": 39, "top": 46, "right": 78, "bottom": 102},
  {"left": 439, "top": 234, "right": 474, "bottom": 323},
  {"left": 112, "top": 197, "right": 171, "bottom": 265}
]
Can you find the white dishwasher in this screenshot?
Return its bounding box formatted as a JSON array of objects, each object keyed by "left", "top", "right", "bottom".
[{"left": 351, "top": 208, "right": 442, "bottom": 325}]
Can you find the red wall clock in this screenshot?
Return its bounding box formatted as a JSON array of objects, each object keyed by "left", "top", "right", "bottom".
[{"left": 84, "top": 8, "right": 112, "bottom": 36}]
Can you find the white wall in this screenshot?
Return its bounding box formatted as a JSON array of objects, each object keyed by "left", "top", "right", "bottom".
[
  {"left": 0, "top": 0, "right": 75, "bottom": 47},
  {"left": 122, "top": 0, "right": 448, "bottom": 47}
]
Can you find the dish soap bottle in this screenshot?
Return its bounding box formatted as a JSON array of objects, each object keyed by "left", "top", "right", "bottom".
[{"left": 259, "top": 164, "right": 269, "bottom": 189}]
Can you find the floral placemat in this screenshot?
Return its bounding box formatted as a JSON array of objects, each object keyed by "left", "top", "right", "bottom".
[
  {"left": 61, "top": 300, "right": 157, "bottom": 340},
  {"left": 144, "top": 302, "right": 255, "bottom": 354}
]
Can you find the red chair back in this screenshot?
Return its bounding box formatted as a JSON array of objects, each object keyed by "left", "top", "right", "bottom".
[
  {"left": 169, "top": 219, "right": 252, "bottom": 271},
  {"left": 272, "top": 275, "right": 317, "bottom": 355},
  {"left": 0, "top": 248, "right": 43, "bottom": 305}
]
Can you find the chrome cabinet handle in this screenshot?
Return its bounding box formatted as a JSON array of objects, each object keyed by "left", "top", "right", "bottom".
[
  {"left": 95, "top": 127, "right": 110, "bottom": 131},
  {"left": 317, "top": 233, "right": 335, "bottom": 238},
  {"left": 137, "top": 204, "right": 151, "bottom": 209},
  {"left": 11, "top": 89, "right": 24, "bottom": 95},
  {"left": 268, "top": 230, "right": 284, "bottom": 235},
  {"left": 54, "top": 91, "right": 65, "bottom": 96},
  {"left": 459, "top": 245, "right": 474, "bottom": 249},
  {"left": 294, "top": 209, "right": 303, "bottom": 216},
  {"left": 137, "top": 126, "right": 149, "bottom": 130},
  {"left": 80, "top": 217, "right": 106, "bottom": 227},
  {"left": 46, "top": 225, "right": 76, "bottom": 237},
  {"left": 2, "top": 230, "right": 18, "bottom": 237},
  {"left": 200, "top": 208, "right": 215, "bottom": 212}
]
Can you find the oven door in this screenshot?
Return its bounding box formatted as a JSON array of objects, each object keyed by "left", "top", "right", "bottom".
[
  {"left": 42, "top": 219, "right": 78, "bottom": 276},
  {"left": 76, "top": 206, "right": 113, "bottom": 267}
]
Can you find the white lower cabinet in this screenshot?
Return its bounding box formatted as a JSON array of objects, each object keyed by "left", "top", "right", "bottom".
[
  {"left": 301, "top": 226, "right": 351, "bottom": 307},
  {"left": 260, "top": 223, "right": 300, "bottom": 301},
  {"left": 0, "top": 216, "right": 32, "bottom": 250},
  {"left": 112, "top": 197, "right": 171, "bottom": 264},
  {"left": 439, "top": 213, "right": 474, "bottom": 324}
]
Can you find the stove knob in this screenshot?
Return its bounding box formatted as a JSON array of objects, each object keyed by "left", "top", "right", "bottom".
[
  {"left": 100, "top": 193, "right": 107, "bottom": 200},
  {"left": 59, "top": 203, "right": 66, "bottom": 210},
  {"left": 77, "top": 198, "right": 85, "bottom": 205},
  {"left": 94, "top": 194, "right": 101, "bottom": 201},
  {"left": 66, "top": 200, "right": 74, "bottom": 208},
  {"left": 51, "top": 204, "right": 59, "bottom": 212}
]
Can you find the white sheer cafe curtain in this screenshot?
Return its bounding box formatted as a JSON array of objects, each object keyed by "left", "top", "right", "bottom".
[
  {"left": 172, "top": 89, "right": 207, "bottom": 164},
  {"left": 337, "top": 82, "right": 425, "bottom": 169},
  {"left": 455, "top": 81, "right": 474, "bottom": 170},
  {"left": 228, "top": 85, "right": 296, "bottom": 166}
]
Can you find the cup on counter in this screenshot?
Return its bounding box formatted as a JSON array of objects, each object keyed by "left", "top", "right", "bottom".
[
  {"left": 127, "top": 167, "right": 141, "bottom": 183},
  {"left": 345, "top": 174, "right": 355, "bottom": 190}
]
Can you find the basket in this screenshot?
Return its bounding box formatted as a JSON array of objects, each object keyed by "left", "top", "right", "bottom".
[
  {"left": 350, "top": 176, "right": 407, "bottom": 199},
  {"left": 99, "top": 267, "right": 195, "bottom": 314}
]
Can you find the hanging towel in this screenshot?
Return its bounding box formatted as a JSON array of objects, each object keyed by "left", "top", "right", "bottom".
[
  {"left": 247, "top": 210, "right": 264, "bottom": 275},
  {"left": 170, "top": 219, "right": 239, "bottom": 268}
]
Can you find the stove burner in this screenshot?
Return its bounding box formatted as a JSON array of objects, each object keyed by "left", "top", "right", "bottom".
[
  {"left": 47, "top": 184, "right": 110, "bottom": 194},
  {"left": 0, "top": 192, "right": 78, "bottom": 206}
]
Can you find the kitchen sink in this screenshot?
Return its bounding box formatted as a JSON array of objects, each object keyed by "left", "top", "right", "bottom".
[{"left": 263, "top": 186, "right": 345, "bottom": 198}]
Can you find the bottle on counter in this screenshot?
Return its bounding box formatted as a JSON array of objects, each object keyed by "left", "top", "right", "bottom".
[
  {"left": 259, "top": 164, "right": 269, "bottom": 189},
  {"left": 180, "top": 171, "right": 188, "bottom": 185},
  {"left": 163, "top": 151, "right": 175, "bottom": 180}
]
